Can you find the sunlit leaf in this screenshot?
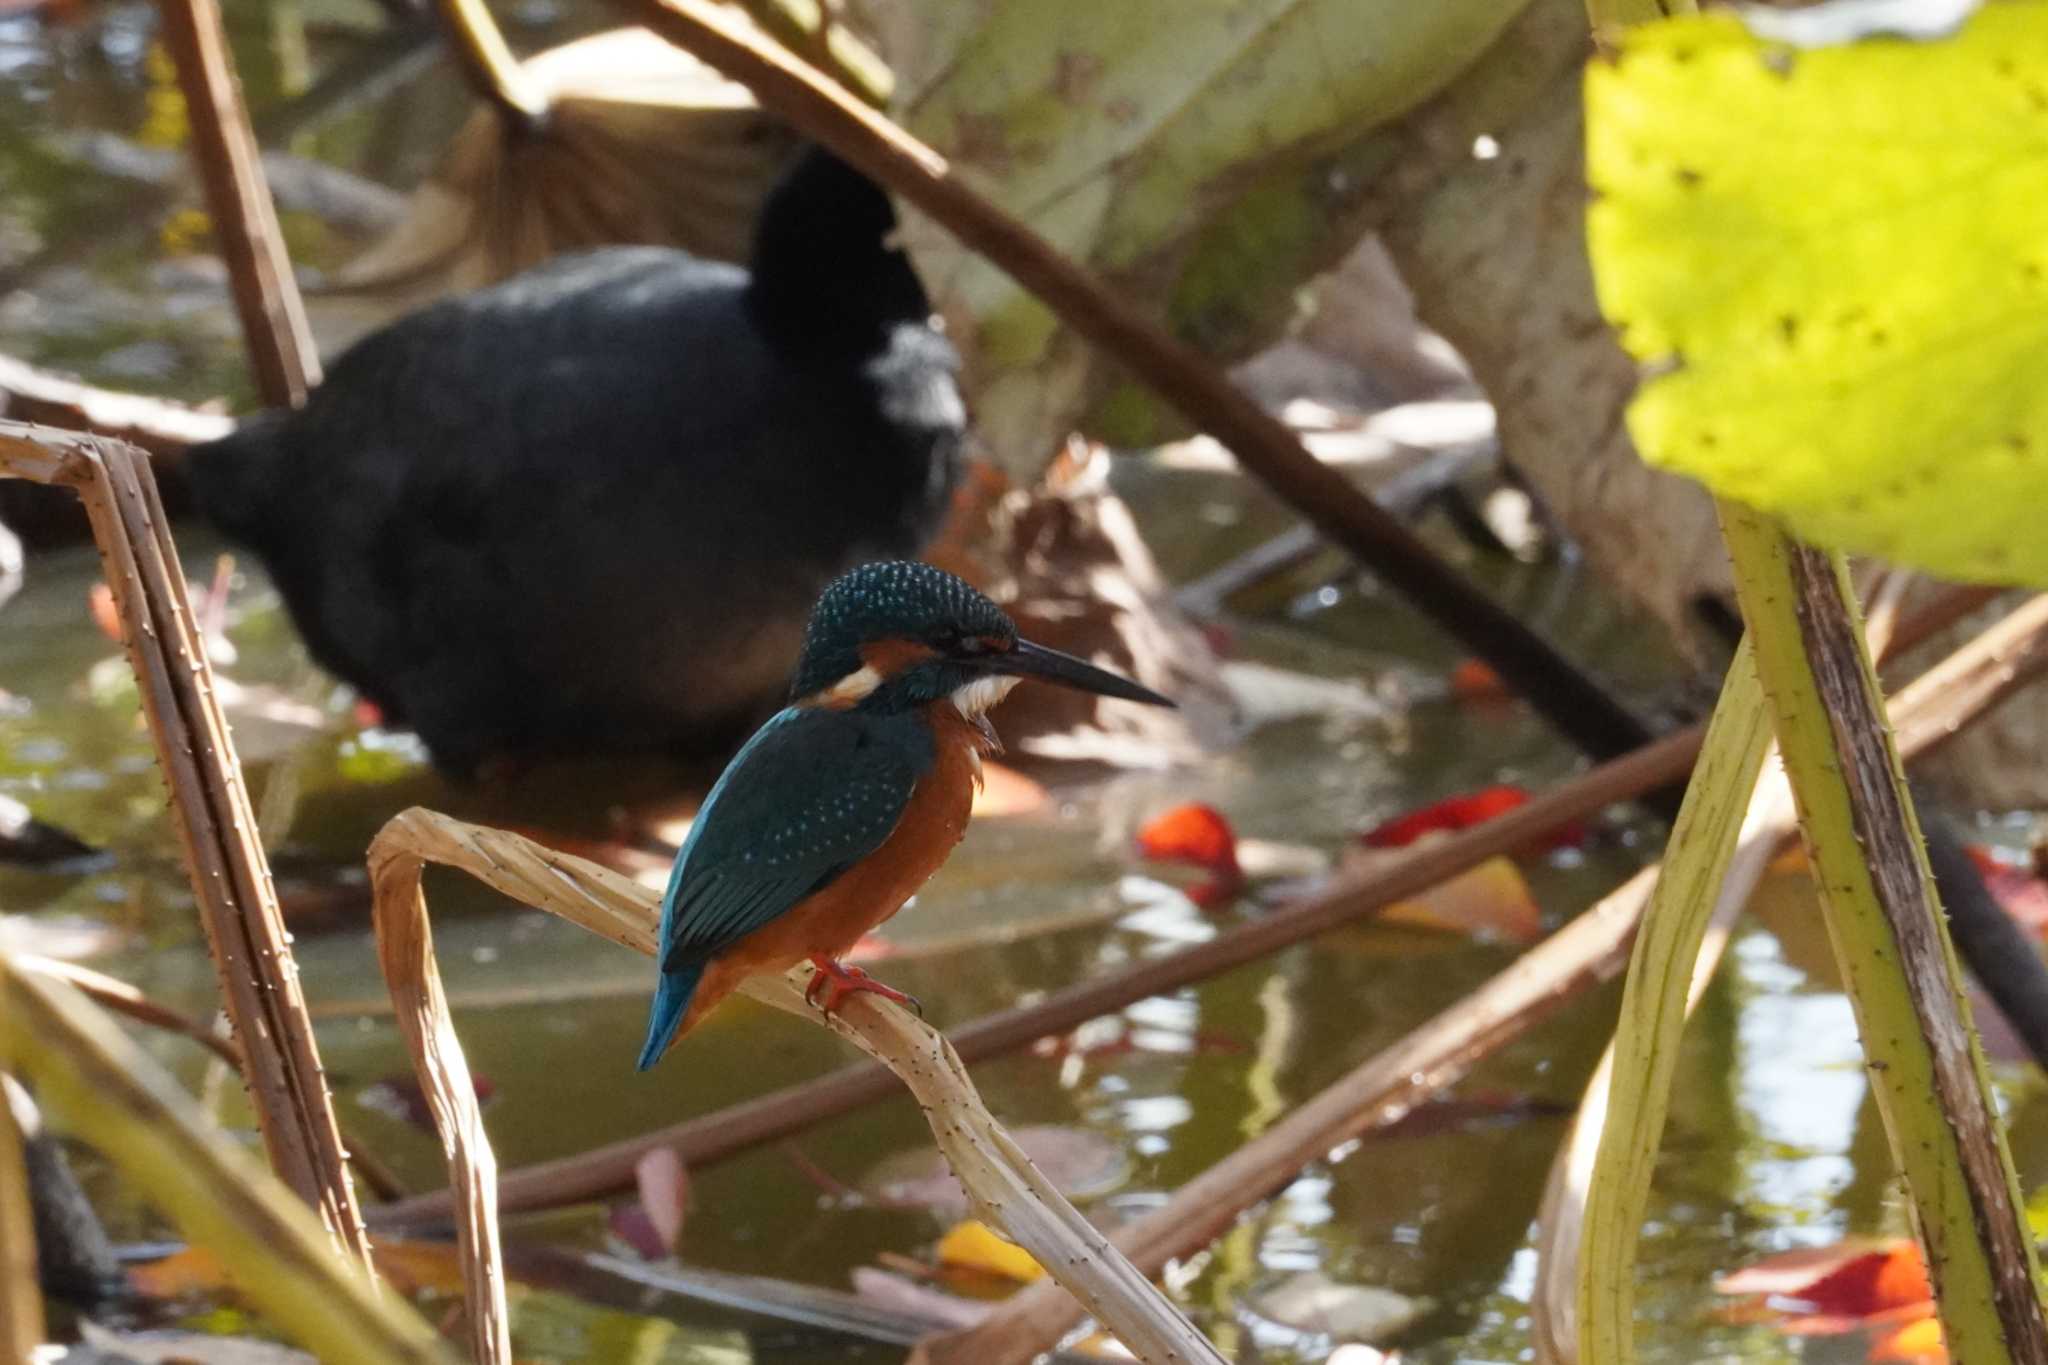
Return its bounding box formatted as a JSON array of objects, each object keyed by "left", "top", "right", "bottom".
[{"left": 1585, "top": 4, "right": 2048, "bottom": 585}]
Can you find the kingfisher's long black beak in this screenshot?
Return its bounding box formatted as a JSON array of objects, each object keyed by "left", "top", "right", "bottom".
[{"left": 992, "top": 638, "right": 1175, "bottom": 707}]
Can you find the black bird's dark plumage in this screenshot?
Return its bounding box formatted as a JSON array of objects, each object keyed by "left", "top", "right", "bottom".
[{"left": 187, "top": 148, "right": 964, "bottom": 774}]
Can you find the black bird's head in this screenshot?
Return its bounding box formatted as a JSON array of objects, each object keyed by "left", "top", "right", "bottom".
[
  {"left": 790, "top": 562, "right": 1174, "bottom": 719},
  {"left": 748, "top": 146, "right": 932, "bottom": 351}
]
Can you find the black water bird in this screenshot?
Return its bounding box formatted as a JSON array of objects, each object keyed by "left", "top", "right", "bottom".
[{"left": 188, "top": 148, "right": 964, "bottom": 775}]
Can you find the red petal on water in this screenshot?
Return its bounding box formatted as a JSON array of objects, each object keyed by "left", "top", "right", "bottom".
[
  {"left": 1716, "top": 1239, "right": 1931, "bottom": 1325},
  {"left": 1361, "top": 785, "right": 1586, "bottom": 852},
  {"left": 1449, "top": 658, "right": 1511, "bottom": 703},
  {"left": 1135, "top": 803, "right": 1245, "bottom": 907}
]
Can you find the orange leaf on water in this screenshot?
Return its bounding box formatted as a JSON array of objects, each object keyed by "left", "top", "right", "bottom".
[
  {"left": 369, "top": 1238, "right": 468, "bottom": 1295},
  {"left": 1871, "top": 1313, "right": 1947, "bottom": 1364},
  {"left": 936, "top": 1219, "right": 1045, "bottom": 1283},
  {"left": 128, "top": 1245, "right": 228, "bottom": 1298},
  {"left": 1375, "top": 856, "right": 1543, "bottom": 945},
  {"left": 1717, "top": 1239, "right": 1932, "bottom": 1339},
  {"left": 1135, "top": 803, "right": 1245, "bottom": 908},
  {"left": 1449, "top": 658, "right": 1510, "bottom": 703}
]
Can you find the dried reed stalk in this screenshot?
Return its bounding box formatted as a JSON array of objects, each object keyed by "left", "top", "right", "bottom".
[
  {"left": 0, "top": 1066, "right": 40, "bottom": 1361},
  {"left": 366, "top": 808, "right": 1226, "bottom": 1365},
  {"left": 0, "top": 960, "right": 450, "bottom": 1364},
  {"left": 0, "top": 420, "right": 369, "bottom": 1265},
  {"left": 924, "top": 589, "right": 2048, "bottom": 1365},
  {"left": 154, "top": 0, "right": 320, "bottom": 407}
]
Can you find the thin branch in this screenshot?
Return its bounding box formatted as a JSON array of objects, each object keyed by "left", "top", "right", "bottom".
[
  {"left": 155, "top": 0, "right": 321, "bottom": 407},
  {"left": 16, "top": 957, "right": 244, "bottom": 1071},
  {"left": 0, "top": 420, "right": 369, "bottom": 1266},
  {"left": 0, "top": 353, "right": 232, "bottom": 461}
]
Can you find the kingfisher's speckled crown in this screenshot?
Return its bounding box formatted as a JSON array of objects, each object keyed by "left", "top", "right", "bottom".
[{"left": 790, "top": 562, "right": 1013, "bottom": 701}]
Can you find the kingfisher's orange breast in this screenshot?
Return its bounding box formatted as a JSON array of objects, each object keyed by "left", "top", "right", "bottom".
[{"left": 671, "top": 701, "right": 992, "bottom": 1035}]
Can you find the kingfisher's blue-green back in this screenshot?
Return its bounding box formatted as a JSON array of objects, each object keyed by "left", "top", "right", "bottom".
[{"left": 636, "top": 703, "right": 936, "bottom": 1068}]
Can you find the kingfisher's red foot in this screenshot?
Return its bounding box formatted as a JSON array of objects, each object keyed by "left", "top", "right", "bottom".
[{"left": 805, "top": 956, "right": 922, "bottom": 1017}]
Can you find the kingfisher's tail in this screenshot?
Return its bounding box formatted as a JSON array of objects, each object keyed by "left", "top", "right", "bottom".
[{"left": 636, "top": 961, "right": 707, "bottom": 1071}]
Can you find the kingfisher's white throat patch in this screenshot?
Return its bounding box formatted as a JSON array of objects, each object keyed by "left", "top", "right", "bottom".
[
  {"left": 820, "top": 665, "right": 883, "bottom": 706},
  {"left": 951, "top": 674, "right": 1019, "bottom": 719}
]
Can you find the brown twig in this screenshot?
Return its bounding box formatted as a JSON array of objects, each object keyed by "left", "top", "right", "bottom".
[
  {"left": 928, "top": 589, "right": 2048, "bottom": 1365},
  {"left": 614, "top": 0, "right": 1663, "bottom": 776},
  {"left": 155, "top": 0, "right": 321, "bottom": 407},
  {"left": 366, "top": 809, "right": 1226, "bottom": 1365},
  {"left": 16, "top": 957, "right": 244, "bottom": 1071},
  {"left": 0, "top": 353, "right": 232, "bottom": 462},
  {"left": 0, "top": 420, "right": 369, "bottom": 1266}
]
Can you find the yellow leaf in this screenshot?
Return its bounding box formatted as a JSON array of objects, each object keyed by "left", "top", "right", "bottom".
[
  {"left": 1378, "top": 856, "right": 1543, "bottom": 944},
  {"left": 1586, "top": 4, "right": 2048, "bottom": 586},
  {"left": 936, "top": 1219, "right": 1046, "bottom": 1283}
]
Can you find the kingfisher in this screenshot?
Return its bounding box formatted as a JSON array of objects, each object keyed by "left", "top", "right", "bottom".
[{"left": 638, "top": 561, "right": 1173, "bottom": 1069}]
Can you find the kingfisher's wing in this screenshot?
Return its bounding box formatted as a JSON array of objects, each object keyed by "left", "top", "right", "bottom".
[{"left": 656, "top": 707, "right": 930, "bottom": 973}]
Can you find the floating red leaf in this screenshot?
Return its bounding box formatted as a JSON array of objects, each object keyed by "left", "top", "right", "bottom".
[
  {"left": 1135, "top": 803, "right": 1246, "bottom": 908},
  {"left": 1449, "top": 658, "right": 1511, "bottom": 703},
  {"left": 1361, "top": 784, "right": 1585, "bottom": 853},
  {"left": 1717, "top": 1239, "right": 1934, "bottom": 1348}
]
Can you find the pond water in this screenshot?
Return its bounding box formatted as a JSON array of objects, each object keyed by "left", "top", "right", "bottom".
[{"left": 4, "top": 3, "right": 2047, "bottom": 1362}]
